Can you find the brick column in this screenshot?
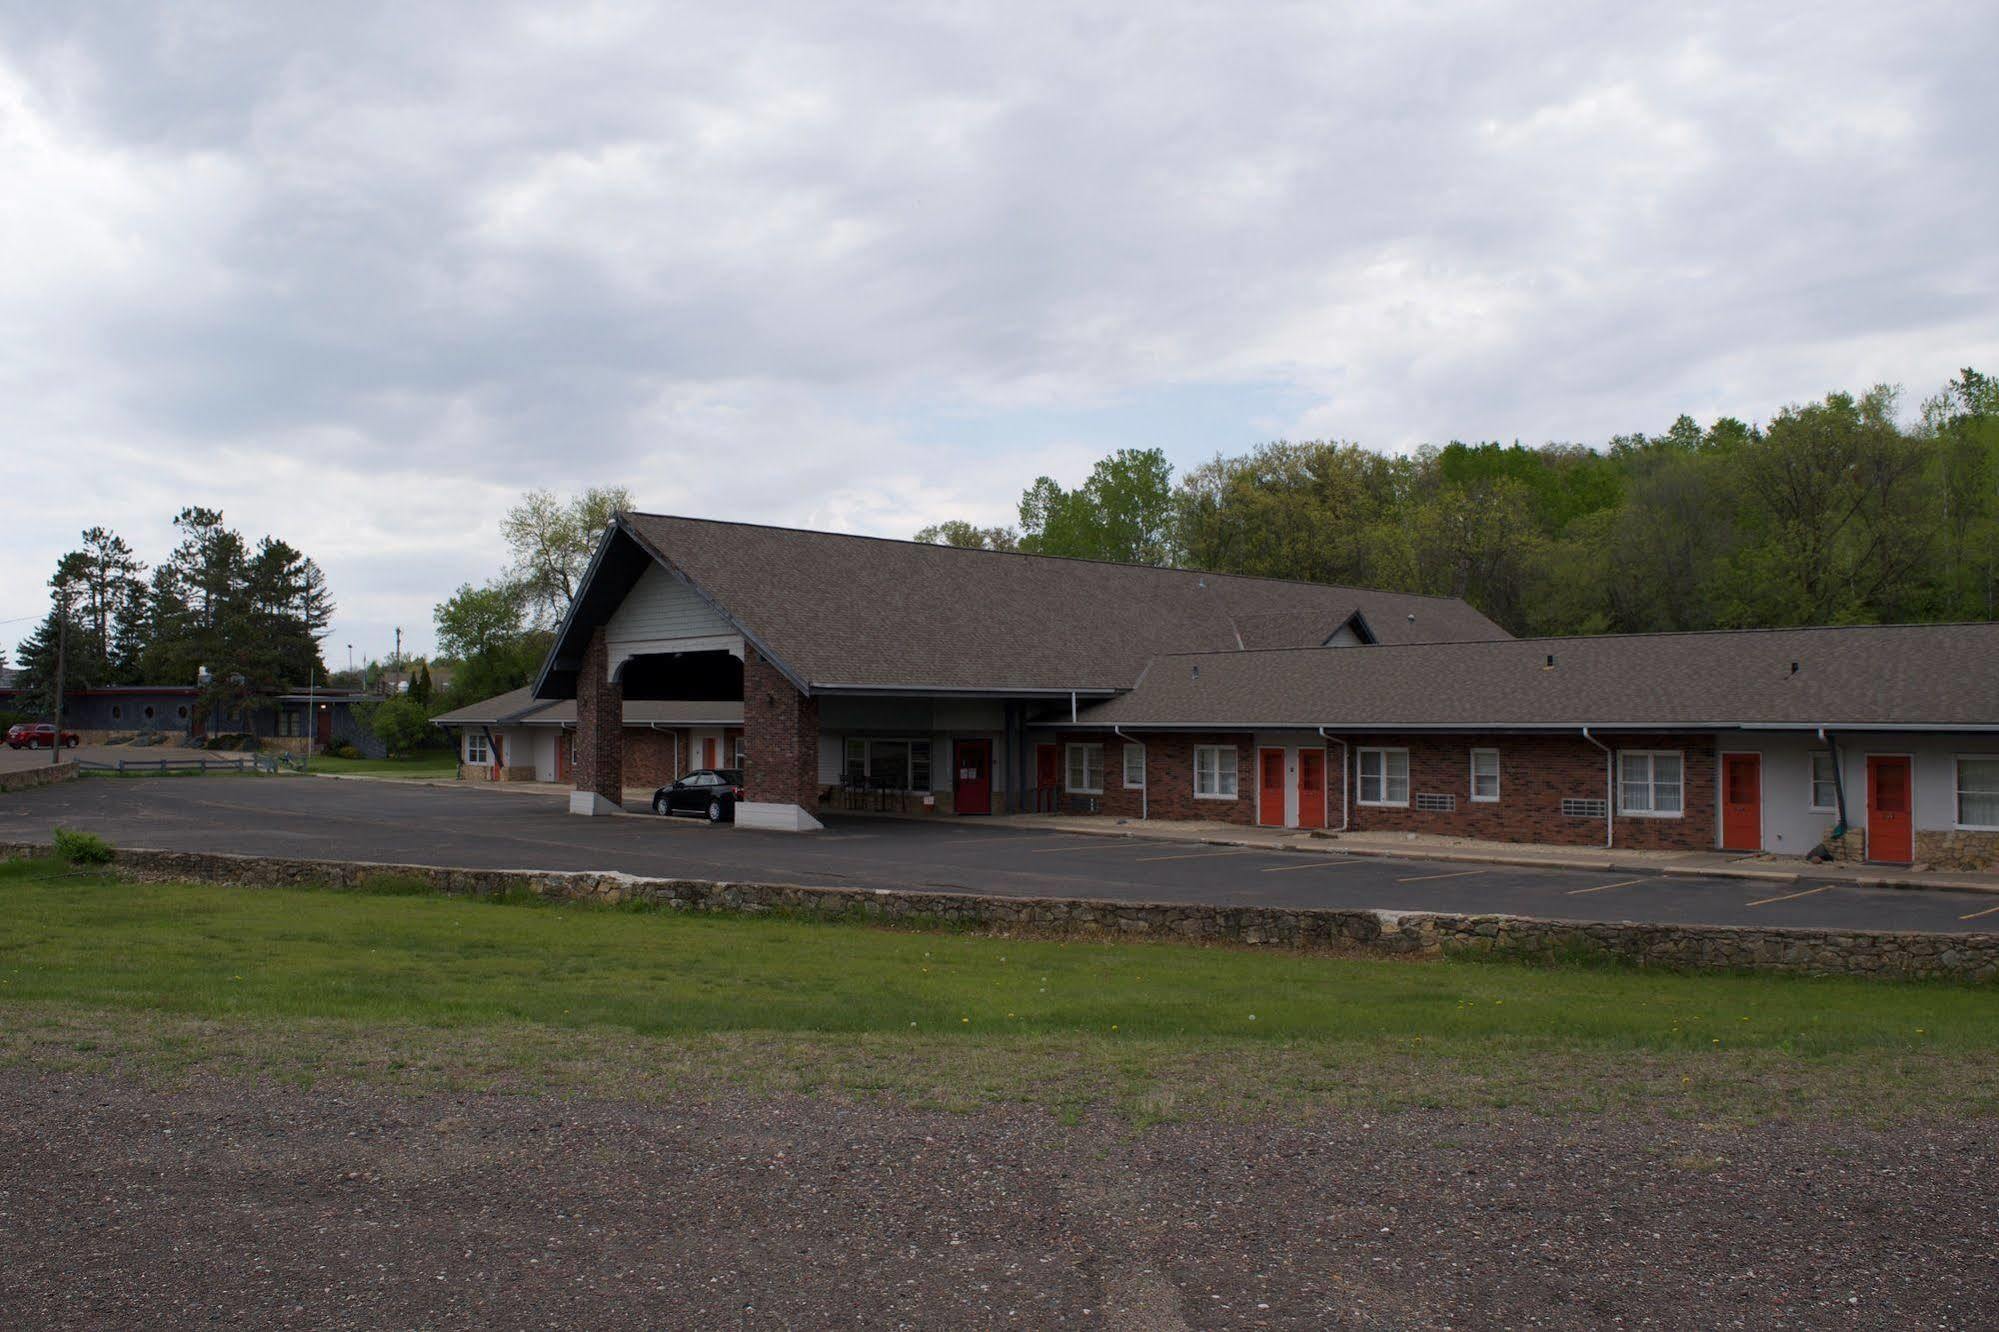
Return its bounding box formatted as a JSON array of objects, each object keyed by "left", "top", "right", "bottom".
[
  {"left": 571, "top": 627, "right": 624, "bottom": 815},
  {"left": 740, "top": 646, "right": 822, "bottom": 831}
]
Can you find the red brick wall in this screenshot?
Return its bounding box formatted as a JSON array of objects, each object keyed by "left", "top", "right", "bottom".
[
  {"left": 1041, "top": 730, "right": 1256, "bottom": 825},
  {"left": 743, "top": 648, "right": 819, "bottom": 813},
  {"left": 1333, "top": 732, "right": 1715, "bottom": 851},
  {"left": 574, "top": 628, "right": 624, "bottom": 803},
  {"left": 625, "top": 728, "right": 683, "bottom": 790}
]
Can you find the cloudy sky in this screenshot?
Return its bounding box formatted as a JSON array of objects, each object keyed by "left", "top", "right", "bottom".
[{"left": 3, "top": 2, "right": 1995, "bottom": 665}]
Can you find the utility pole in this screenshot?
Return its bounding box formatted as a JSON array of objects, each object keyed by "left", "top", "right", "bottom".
[
  {"left": 50, "top": 590, "right": 67, "bottom": 768},
  {"left": 394, "top": 627, "right": 402, "bottom": 680}
]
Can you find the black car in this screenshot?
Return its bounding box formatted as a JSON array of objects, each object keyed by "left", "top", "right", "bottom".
[{"left": 652, "top": 768, "right": 743, "bottom": 823}]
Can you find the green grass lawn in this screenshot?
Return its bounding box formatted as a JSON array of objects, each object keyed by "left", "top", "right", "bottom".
[
  {"left": 3, "top": 856, "right": 1994, "bottom": 1120},
  {"left": 300, "top": 751, "right": 460, "bottom": 778}
]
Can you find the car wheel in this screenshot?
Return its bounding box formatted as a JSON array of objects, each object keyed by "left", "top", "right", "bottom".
[
  {"left": 64, "top": 736, "right": 78, "bottom": 748},
  {"left": 653, "top": 795, "right": 671, "bottom": 816},
  {"left": 707, "top": 799, "right": 726, "bottom": 824}
]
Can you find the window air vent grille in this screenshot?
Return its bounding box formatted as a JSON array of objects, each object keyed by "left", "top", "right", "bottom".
[
  {"left": 1414, "top": 792, "right": 1456, "bottom": 813},
  {"left": 1562, "top": 798, "right": 1609, "bottom": 819}
]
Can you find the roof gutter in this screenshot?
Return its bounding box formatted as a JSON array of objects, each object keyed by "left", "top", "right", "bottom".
[
  {"left": 1316, "top": 727, "right": 1349, "bottom": 832},
  {"left": 1580, "top": 726, "right": 1613, "bottom": 849},
  {"left": 1112, "top": 725, "right": 1146, "bottom": 821}
]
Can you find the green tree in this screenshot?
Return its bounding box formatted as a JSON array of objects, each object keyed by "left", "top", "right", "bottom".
[
  {"left": 501, "top": 486, "right": 634, "bottom": 626},
  {"left": 369, "top": 693, "right": 434, "bottom": 757},
  {"left": 913, "top": 521, "right": 1019, "bottom": 550},
  {"left": 433, "top": 580, "right": 548, "bottom": 704},
  {"left": 1018, "top": 448, "right": 1176, "bottom": 564}
]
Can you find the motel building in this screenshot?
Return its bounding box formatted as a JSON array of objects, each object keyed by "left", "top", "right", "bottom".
[{"left": 445, "top": 513, "right": 1999, "bottom": 871}]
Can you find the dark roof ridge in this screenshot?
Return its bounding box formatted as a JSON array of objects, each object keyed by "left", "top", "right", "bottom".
[
  {"left": 1139, "top": 619, "right": 1999, "bottom": 660},
  {"left": 621, "top": 510, "right": 1485, "bottom": 605}
]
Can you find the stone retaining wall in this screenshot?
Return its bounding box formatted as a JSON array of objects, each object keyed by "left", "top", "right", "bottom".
[
  {"left": 0, "top": 763, "right": 77, "bottom": 795},
  {"left": 2, "top": 841, "right": 1994, "bottom": 983}
]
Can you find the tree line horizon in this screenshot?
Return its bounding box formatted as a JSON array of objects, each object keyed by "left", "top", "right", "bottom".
[{"left": 916, "top": 371, "right": 1999, "bottom": 636}]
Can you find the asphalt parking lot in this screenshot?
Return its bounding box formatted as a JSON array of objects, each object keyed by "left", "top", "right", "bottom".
[{"left": 4, "top": 774, "right": 1996, "bottom": 933}]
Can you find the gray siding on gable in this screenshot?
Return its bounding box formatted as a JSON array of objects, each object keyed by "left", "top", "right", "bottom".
[{"left": 605, "top": 563, "right": 735, "bottom": 650}]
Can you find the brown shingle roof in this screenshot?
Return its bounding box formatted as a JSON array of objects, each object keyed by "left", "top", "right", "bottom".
[
  {"left": 1075, "top": 623, "right": 1999, "bottom": 731},
  {"left": 618, "top": 514, "right": 1510, "bottom": 691},
  {"left": 432, "top": 687, "right": 742, "bottom": 728}
]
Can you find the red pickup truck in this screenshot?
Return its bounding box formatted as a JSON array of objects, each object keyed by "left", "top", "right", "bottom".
[{"left": 5, "top": 724, "right": 80, "bottom": 750}]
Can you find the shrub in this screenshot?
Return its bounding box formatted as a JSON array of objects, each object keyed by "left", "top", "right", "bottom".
[
  {"left": 333, "top": 742, "right": 362, "bottom": 760},
  {"left": 52, "top": 827, "right": 113, "bottom": 865},
  {"left": 370, "top": 694, "right": 434, "bottom": 757}
]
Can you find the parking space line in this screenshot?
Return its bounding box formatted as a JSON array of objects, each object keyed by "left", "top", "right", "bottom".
[
  {"left": 1395, "top": 868, "right": 1483, "bottom": 883},
  {"left": 1959, "top": 902, "right": 1999, "bottom": 921},
  {"left": 1026, "top": 841, "right": 1157, "bottom": 855},
  {"left": 1746, "top": 884, "right": 1829, "bottom": 907},
  {"left": 1134, "top": 849, "right": 1257, "bottom": 862},
  {"left": 1261, "top": 858, "right": 1365, "bottom": 873},
  {"left": 1566, "top": 877, "right": 1648, "bottom": 896}
]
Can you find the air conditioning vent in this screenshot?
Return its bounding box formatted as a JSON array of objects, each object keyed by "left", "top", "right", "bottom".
[
  {"left": 1562, "top": 798, "right": 1609, "bottom": 819},
  {"left": 1414, "top": 792, "right": 1456, "bottom": 813}
]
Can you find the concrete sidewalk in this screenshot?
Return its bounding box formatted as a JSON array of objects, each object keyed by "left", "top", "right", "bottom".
[{"left": 858, "top": 809, "right": 1999, "bottom": 896}]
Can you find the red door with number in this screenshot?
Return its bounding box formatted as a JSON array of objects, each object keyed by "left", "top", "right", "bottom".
[
  {"left": 1035, "top": 744, "right": 1059, "bottom": 812},
  {"left": 1867, "top": 755, "right": 1913, "bottom": 863},
  {"left": 1720, "top": 753, "right": 1761, "bottom": 852},
  {"left": 1258, "top": 748, "right": 1287, "bottom": 827},
  {"left": 954, "top": 739, "right": 992, "bottom": 816},
  {"left": 1297, "top": 749, "right": 1327, "bottom": 829}
]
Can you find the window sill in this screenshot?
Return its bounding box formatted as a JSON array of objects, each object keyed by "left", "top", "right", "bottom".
[
  {"left": 1470, "top": 795, "right": 1499, "bottom": 804},
  {"left": 1358, "top": 800, "right": 1410, "bottom": 809},
  {"left": 1954, "top": 823, "right": 1999, "bottom": 833},
  {"left": 1193, "top": 791, "right": 1238, "bottom": 801},
  {"left": 1066, "top": 787, "right": 1104, "bottom": 796},
  {"left": 1617, "top": 810, "right": 1684, "bottom": 819}
]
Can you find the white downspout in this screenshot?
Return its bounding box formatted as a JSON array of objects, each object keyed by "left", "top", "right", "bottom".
[
  {"left": 1581, "top": 726, "right": 1613, "bottom": 849},
  {"left": 1112, "top": 725, "right": 1146, "bottom": 821},
  {"left": 1316, "top": 727, "right": 1348, "bottom": 832}
]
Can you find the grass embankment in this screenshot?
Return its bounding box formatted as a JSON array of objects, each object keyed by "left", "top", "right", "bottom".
[
  {"left": 300, "top": 751, "right": 460, "bottom": 778},
  {"left": 2, "top": 856, "right": 1994, "bottom": 1122}
]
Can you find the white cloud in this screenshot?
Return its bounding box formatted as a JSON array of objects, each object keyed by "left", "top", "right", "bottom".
[{"left": 0, "top": 0, "right": 1994, "bottom": 662}]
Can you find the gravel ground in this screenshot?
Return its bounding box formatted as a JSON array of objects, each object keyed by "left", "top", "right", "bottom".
[{"left": 2, "top": 1068, "right": 1994, "bottom": 1330}]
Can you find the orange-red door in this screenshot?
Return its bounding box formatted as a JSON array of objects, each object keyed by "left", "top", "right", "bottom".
[
  {"left": 1297, "top": 750, "right": 1327, "bottom": 829},
  {"left": 954, "top": 739, "right": 992, "bottom": 816},
  {"left": 1035, "top": 743, "right": 1059, "bottom": 812},
  {"left": 1867, "top": 755, "right": 1913, "bottom": 863},
  {"left": 1720, "top": 753, "right": 1761, "bottom": 852},
  {"left": 1258, "top": 748, "right": 1287, "bottom": 827},
  {"left": 556, "top": 733, "right": 572, "bottom": 782},
  {"left": 702, "top": 737, "right": 719, "bottom": 769}
]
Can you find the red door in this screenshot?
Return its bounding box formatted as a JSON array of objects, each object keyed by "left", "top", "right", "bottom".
[
  {"left": 954, "top": 739, "right": 993, "bottom": 816},
  {"left": 1867, "top": 756, "right": 1913, "bottom": 863},
  {"left": 1257, "top": 748, "right": 1287, "bottom": 827},
  {"left": 314, "top": 705, "right": 333, "bottom": 748},
  {"left": 556, "top": 733, "right": 573, "bottom": 782},
  {"left": 1035, "top": 744, "right": 1059, "bottom": 812},
  {"left": 1720, "top": 753, "right": 1761, "bottom": 852},
  {"left": 1298, "top": 750, "right": 1327, "bottom": 830}
]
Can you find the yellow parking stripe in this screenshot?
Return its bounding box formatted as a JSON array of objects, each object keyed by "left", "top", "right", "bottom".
[
  {"left": 1566, "top": 877, "right": 1647, "bottom": 896},
  {"left": 1395, "top": 868, "right": 1483, "bottom": 883},
  {"left": 1134, "top": 849, "right": 1256, "bottom": 862},
  {"left": 1261, "top": 858, "right": 1365, "bottom": 874},
  {"left": 1745, "top": 884, "right": 1829, "bottom": 907},
  {"left": 1958, "top": 901, "right": 1999, "bottom": 921}
]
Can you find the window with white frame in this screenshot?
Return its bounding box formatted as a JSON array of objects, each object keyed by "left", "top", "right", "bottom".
[
  {"left": 733, "top": 736, "right": 746, "bottom": 771},
  {"left": 1809, "top": 752, "right": 1839, "bottom": 812},
  {"left": 1617, "top": 750, "right": 1683, "bottom": 816},
  {"left": 1193, "top": 744, "right": 1238, "bottom": 799},
  {"left": 1469, "top": 748, "right": 1501, "bottom": 802},
  {"left": 844, "top": 738, "right": 867, "bottom": 781},
  {"left": 1957, "top": 757, "right": 1999, "bottom": 830},
  {"left": 1066, "top": 743, "right": 1105, "bottom": 794},
  {"left": 1357, "top": 747, "right": 1410, "bottom": 806},
  {"left": 464, "top": 732, "right": 490, "bottom": 765},
  {"left": 1123, "top": 743, "right": 1146, "bottom": 789}
]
